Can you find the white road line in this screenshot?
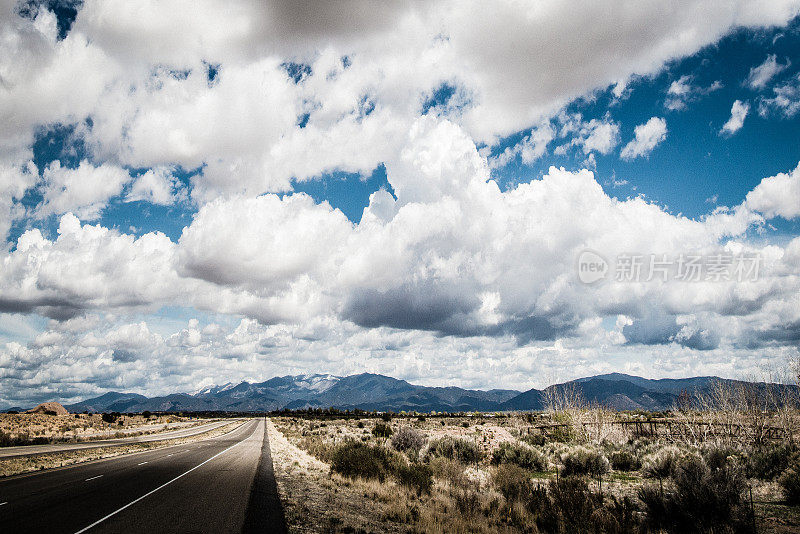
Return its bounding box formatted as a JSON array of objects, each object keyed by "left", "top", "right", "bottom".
[
  {"left": 166, "top": 454, "right": 172, "bottom": 457},
  {"left": 85, "top": 475, "right": 103, "bottom": 481},
  {"left": 137, "top": 461, "right": 148, "bottom": 466},
  {"left": 0, "top": 501, "right": 7, "bottom": 506},
  {"left": 73, "top": 422, "right": 257, "bottom": 534}
]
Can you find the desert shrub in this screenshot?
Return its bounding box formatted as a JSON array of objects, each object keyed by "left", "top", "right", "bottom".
[
  {"left": 429, "top": 456, "right": 468, "bottom": 487},
  {"left": 560, "top": 446, "right": 610, "bottom": 478},
  {"left": 453, "top": 489, "right": 482, "bottom": 517},
  {"left": 526, "top": 476, "right": 639, "bottom": 533},
  {"left": 330, "top": 441, "right": 396, "bottom": 482},
  {"left": 101, "top": 413, "right": 118, "bottom": 424},
  {"left": 298, "top": 435, "right": 334, "bottom": 463},
  {"left": 372, "top": 422, "right": 393, "bottom": 439},
  {"left": 548, "top": 425, "right": 574, "bottom": 443},
  {"left": 491, "top": 441, "right": 547, "bottom": 471},
  {"left": 391, "top": 426, "right": 425, "bottom": 454},
  {"left": 702, "top": 444, "right": 742, "bottom": 471},
  {"left": 425, "top": 436, "right": 483, "bottom": 464},
  {"left": 779, "top": 462, "right": 800, "bottom": 505},
  {"left": 394, "top": 462, "right": 433, "bottom": 495},
  {"left": 493, "top": 463, "right": 535, "bottom": 503},
  {"left": 747, "top": 444, "right": 796, "bottom": 480},
  {"left": 610, "top": 450, "right": 641, "bottom": 472},
  {"left": 520, "top": 433, "right": 546, "bottom": 447},
  {"left": 380, "top": 412, "right": 392, "bottom": 422},
  {"left": 642, "top": 446, "right": 682, "bottom": 481},
  {"left": 141, "top": 411, "right": 152, "bottom": 419},
  {"left": 639, "top": 455, "right": 754, "bottom": 533}
]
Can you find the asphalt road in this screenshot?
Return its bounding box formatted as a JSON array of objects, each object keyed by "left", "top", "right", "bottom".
[
  {"left": 0, "top": 418, "right": 288, "bottom": 533},
  {"left": 0, "top": 420, "right": 234, "bottom": 459}
]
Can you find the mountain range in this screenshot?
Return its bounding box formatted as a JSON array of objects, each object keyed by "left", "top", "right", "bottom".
[{"left": 53, "top": 372, "right": 796, "bottom": 414}]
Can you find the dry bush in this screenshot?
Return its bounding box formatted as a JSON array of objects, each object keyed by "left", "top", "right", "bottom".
[
  {"left": 639, "top": 455, "right": 754, "bottom": 533},
  {"left": 429, "top": 456, "right": 469, "bottom": 488},
  {"left": 390, "top": 426, "right": 425, "bottom": 455},
  {"left": 424, "top": 436, "right": 483, "bottom": 464},
  {"left": 559, "top": 445, "right": 610, "bottom": 478},
  {"left": 330, "top": 441, "right": 397, "bottom": 482},
  {"left": 491, "top": 441, "right": 548, "bottom": 472}
]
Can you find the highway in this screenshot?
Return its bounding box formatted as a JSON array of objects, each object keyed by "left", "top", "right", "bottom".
[
  {"left": 0, "top": 419, "right": 234, "bottom": 459},
  {"left": 0, "top": 418, "right": 287, "bottom": 533}
]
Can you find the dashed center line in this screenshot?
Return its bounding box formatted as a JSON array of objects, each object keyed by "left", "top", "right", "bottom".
[
  {"left": 85, "top": 475, "right": 103, "bottom": 481},
  {"left": 137, "top": 461, "right": 148, "bottom": 466},
  {"left": 0, "top": 502, "right": 7, "bottom": 506}
]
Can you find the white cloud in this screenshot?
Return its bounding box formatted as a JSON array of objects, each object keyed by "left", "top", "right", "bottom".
[
  {"left": 557, "top": 113, "right": 620, "bottom": 156},
  {"left": 665, "top": 75, "right": 723, "bottom": 110},
  {"left": 746, "top": 54, "right": 790, "bottom": 90},
  {"left": 125, "top": 167, "right": 186, "bottom": 205},
  {"left": 38, "top": 160, "right": 131, "bottom": 220},
  {"left": 746, "top": 162, "right": 800, "bottom": 219},
  {"left": 759, "top": 73, "right": 800, "bottom": 118},
  {"left": 489, "top": 120, "right": 554, "bottom": 168},
  {"left": 720, "top": 99, "right": 750, "bottom": 136},
  {"left": 620, "top": 117, "right": 667, "bottom": 160}
]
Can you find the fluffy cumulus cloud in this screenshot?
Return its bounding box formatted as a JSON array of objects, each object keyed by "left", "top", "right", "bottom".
[
  {"left": 2, "top": 0, "right": 800, "bottom": 403},
  {"left": 746, "top": 162, "right": 800, "bottom": 219},
  {"left": 620, "top": 117, "right": 667, "bottom": 160},
  {"left": 125, "top": 167, "right": 186, "bottom": 206},
  {"left": 720, "top": 99, "right": 750, "bottom": 135},
  {"left": 38, "top": 160, "right": 131, "bottom": 220}
]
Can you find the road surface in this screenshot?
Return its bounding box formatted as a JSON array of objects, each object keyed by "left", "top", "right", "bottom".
[
  {"left": 0, "top": 418, "right": 287, "bottom": 533},
  {"left": 0, "top": 419, "right": 234, "bottom": 459}
]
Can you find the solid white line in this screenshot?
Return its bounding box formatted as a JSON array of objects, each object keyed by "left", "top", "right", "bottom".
[
  {"left": 73, "top": 422, "right": 256, "bottom": 534},
  {"left": 137, "top": 461, "right": 148, "bottom": 466},
  {"left": 0, "top": 501, "right": 7, "bottom": 506},
  {"left": 85, "top": 475, "right": 103, "bottom": 481}
]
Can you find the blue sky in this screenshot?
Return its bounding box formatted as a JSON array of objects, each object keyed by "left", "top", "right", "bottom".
[{"left": 1, "top": 1, "right": 800, "bottom": 406}]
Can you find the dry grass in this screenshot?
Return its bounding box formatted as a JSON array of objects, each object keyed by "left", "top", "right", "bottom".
[{"left": 269, "top": 412, "right": 800, "bottom": 533}]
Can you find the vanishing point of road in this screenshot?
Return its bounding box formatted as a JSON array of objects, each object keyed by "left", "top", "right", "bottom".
[{"left": 0, "top": 418, "right": 287, "bottom": 533}]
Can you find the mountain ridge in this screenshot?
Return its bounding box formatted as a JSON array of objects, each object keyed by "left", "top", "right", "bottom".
[{"left": 48, "top": 372, "right": 798, "bottom": 414}]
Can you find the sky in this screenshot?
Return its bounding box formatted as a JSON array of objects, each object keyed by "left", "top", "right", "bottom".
[{"left": 1, "top": 0, "right": 800, "bottom": 407}]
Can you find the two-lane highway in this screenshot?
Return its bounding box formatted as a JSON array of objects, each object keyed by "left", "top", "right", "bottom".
[{"left": 0, "top": 418, "right": 287, "bottom": 533}]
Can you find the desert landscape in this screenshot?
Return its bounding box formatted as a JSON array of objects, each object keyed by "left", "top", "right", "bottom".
[{"left": 266, "top": 382, "right": 800, "bottom": 533}]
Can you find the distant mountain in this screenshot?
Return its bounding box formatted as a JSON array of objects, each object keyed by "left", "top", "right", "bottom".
[
  {"left": 60, "top": 373, "right": 797, "bottom": 413},
  {"left": 65, "top": 392, "right": 149, "bottom": 413},
  {"left": 65, "top": 373, "right": 520, "bottom": 413},
  {"left": 500, "top": 374, "right": 797, "bottom": 412}
]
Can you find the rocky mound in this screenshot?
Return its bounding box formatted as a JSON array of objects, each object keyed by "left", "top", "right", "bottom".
[{"left": 27, "top": 402, "right": 69, "bottom": 416}]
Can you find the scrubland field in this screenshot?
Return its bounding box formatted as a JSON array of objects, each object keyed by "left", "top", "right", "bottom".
[
  {"left": 0, "top": 412, "right": 200, "bottom": 447},
  {"left": 268, "top": 386, "right": 800, "bottom": 533}
]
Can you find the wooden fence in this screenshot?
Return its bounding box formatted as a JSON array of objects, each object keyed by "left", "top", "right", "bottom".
[{"left": 529, "top": 418, "right": 789, "bottom": 442}]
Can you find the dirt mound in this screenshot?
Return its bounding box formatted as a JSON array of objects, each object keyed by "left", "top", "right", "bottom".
[{"left": 27, "top": 402, "right": 69, "bottom": 416}]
